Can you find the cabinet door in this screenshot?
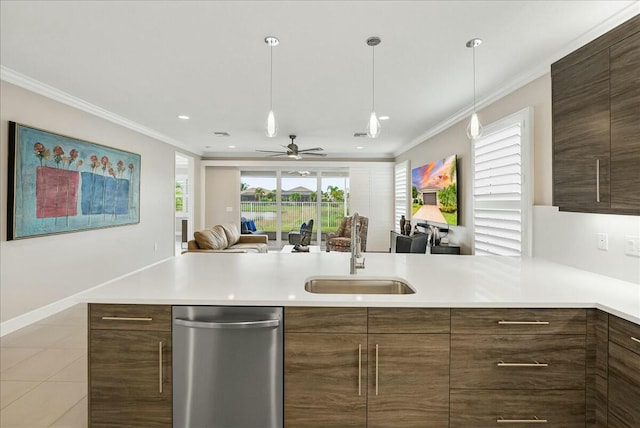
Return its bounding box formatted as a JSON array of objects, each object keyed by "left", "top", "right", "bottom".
[
  {"left": 610, "top": 32, "right": 640, "bottom": 210},
  {"left": 552, "top": 49, "right": 610, "bottom": 211},
  {"left": 285, "top": 333, "right": 367, "bottom": 428},
  {"left": 367, "top": 334, "right": 449, "bottom": 428},
  {"left": 90, "top": 329, "right": 172, "bottom": 428},
  {"left": 608, "top": 341, "right": 640, "bottom": 427}
]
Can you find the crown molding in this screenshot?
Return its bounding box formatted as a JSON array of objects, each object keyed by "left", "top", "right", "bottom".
[
  {"left": 394, "top": 4, "right": 640, "bottom": 158},
  {"left": 0, "top": 66, "right": 203, "bottom": 156}
]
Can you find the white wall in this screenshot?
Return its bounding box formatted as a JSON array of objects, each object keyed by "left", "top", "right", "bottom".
[
  {"left": 350, "top": 165, "right": 394, "bottom": 252},
  {"left": 533, "top": 206, "right": 640, "bottom": 283},
  {"left": 0, "top": 81, "right": 202, "bottom": 325},
  {"left": 396, "top": 74, "right": 640, "bottom": 284},
  {"left": 204, "top": 167, "right": 241, "bottom": 227}
]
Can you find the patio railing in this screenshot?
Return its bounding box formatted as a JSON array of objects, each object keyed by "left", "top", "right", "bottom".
[{"left": 241, "top": 201, "right": 348, "bottom": 234}]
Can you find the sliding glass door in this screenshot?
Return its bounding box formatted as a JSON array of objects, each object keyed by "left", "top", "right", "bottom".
[{"left": 240, "top": 169, "right": 349, "bottom": 249}]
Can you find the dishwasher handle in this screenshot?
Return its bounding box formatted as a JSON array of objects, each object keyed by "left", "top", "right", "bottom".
[{"left": 174, "top": 318, "right": 280, "bottom": 329}]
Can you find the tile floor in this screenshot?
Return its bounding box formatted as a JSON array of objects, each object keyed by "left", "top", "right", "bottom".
[{"left": 1, "top": 304, "right": 87, "bottom": 428}]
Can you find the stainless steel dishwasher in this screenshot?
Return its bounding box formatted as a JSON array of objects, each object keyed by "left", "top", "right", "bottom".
[{"left": 173, "top": 306, "right": 283, "bottom": 428}]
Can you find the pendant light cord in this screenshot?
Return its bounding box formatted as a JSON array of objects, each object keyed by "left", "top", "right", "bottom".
[
  {"left": 472, "top": 46, "right": 476, "bottom": 111},
  {"left": 270, "top": 44, "right": 274, "bottom": 111},
  {"left": 372, "top": 45, "right": 376, "bottom": 111}
]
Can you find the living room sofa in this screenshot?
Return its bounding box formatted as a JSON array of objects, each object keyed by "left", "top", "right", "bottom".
[{"left": 188, "top": 223, "right": 268, "bottom": 253}]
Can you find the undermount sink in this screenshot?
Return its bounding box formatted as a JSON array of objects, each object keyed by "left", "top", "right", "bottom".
[{"left": 304, "top": 276, "right": 415, "bottom": 295}]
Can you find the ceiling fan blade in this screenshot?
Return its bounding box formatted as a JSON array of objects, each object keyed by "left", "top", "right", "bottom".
[
  {"left": 302, "top": 152, "right": 327, "bottom": 157},
  {"left": 269, "top": 153, "right": 288, "bottom": 157},
  {"left": 256, "top": 150, "right": 286, "bottom": 154},
  {"left": 297, "top": 147, "right": 324, "bottom": 152}
]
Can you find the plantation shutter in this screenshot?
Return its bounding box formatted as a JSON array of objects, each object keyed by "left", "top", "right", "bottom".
[
  {"left": 473, "top": 122, "right": 525, "bottom": 256},
  {"left": 394, "top": 161, "right": 410, "bottom": 233}
]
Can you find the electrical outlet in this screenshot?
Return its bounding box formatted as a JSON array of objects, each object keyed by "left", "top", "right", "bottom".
[
  {"left": 596, "top": 233, "right": 608, "bottom": 251},
  {"left": 625, "top": 235, "right": 640, "bottom": 257}
]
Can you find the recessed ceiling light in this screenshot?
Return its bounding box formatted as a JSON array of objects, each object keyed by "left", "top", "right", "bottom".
[
  {"left": 356, "top": 146, "right": 364, "bottom": 150},
  {"left": 228, "top": 145, "right": 236, "bottom": 149},
  {"left": 379, "top": 115, "right": 390, "bottom": 121},
  {"left": 177, "top": 115, "right": 190, "bottom": 120}
]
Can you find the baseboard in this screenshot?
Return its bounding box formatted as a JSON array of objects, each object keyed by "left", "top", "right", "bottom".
[
  {"left": 0, "top": 256, "right": 174, "bottom": 337},
  {"left": 0, "top": 296, "right": 79, "bottom": 337}
]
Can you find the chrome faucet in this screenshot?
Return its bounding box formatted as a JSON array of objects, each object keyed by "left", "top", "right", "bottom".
[{"left": 350, "top": 212, "right": 365, "bottom": 274}]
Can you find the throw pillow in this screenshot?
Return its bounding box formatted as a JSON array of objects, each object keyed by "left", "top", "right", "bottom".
[
  {"left": 221, "top": 223, "right": 241, "bottom": 246},
  {"left": 248, "top": 220, "right": 257, "bottom": 232}
]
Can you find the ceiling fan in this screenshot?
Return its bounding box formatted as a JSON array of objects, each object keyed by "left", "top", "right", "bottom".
[{"left": 256, "top": 135, "right": 326, "bottom": 160}]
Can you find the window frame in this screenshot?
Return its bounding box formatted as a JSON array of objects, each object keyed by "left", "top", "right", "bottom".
[{"left": 471, "top": 107, "right": 533, "bottom": 256}]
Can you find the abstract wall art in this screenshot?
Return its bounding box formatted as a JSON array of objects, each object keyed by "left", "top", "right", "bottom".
[{"left": 7, "top": 122, "right": 141, "bottom": 240}]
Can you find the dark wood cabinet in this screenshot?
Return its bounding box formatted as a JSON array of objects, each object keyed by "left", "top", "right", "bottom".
[
  {"left": 607, "top": 315, "right": 640, "bottom": 427},
  {"left": 89, "top": 304, "right": 172, "bottom": 428},
  {"left": 552, "top": 49, "right": 611, "bottom": 211},
  {"left": 284, "top": 307, "right": 450, "bottom": 428},
  {"left": 610, "top": 31, "right": 640, "bottom": 210},
  {"left": 450, "top": 308, "right": 587, "bottom": 427},
  {"left": 450, "top": 390, "right": 586, "bottom": 428},
  {"left": 284, "top": 307, "right": 368, "bottom": 428},
  {"left": 551, "top": 14, "right": 640, "bottom": 215},
  {"left": 367, "top": 334, "right": 449, "bottom": 428},
  {"left": 285, "top": 333, "right": 367, "bottom": 428}
]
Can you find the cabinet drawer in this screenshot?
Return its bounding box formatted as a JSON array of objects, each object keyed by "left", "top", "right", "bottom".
[
  {"left": 368, "top": 308, "right": 450, "bottom": 333},
  {"left": 608, "top": 341, "right": 640, "bottom": 427},
  {"left": 450, "top": 334, "right": 585, "bottom": 389},
  {"left": 609, "top": 315, "right": 640, "bottom": 356},
  {"left": 89, "top": 304, "right": 171, "bottom": 331},
  {"left": 284, "top": 307, "right": 367, "bottom": 333},
  {"left": 450, "top": 390, "right": 585, "bottom": 428},
  {"left": 451, "top": 308, "right": 586, "bottom": 334}
]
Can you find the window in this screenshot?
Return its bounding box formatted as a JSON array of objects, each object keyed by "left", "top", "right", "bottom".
[
  {"left": 394, "top": 161, "right": 410, "bottom": 233},
  {"left": 472, "top": 108, "right": 532, "bottom": 256}
]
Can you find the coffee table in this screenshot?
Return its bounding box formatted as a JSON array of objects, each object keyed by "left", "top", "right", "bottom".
[{"left": 281, "top": 245, "right": 321, "bottom": 253}]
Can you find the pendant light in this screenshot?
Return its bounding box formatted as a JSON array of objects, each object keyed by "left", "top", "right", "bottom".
[
  {"left": 265, "top": 36, "right": 279, "bottom": 138},
  {"left": 366, "top": 36, "right": 381, "bottom": 138},
  {"left": 466, "top": 38, "right": 483, "bottom": 139}
]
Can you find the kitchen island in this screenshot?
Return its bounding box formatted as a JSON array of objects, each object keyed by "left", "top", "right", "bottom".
[
  {"left": 81, "top": 252, "right": 640, "bottom": 323},
  {"left": 82, "top": 253, "right": 640, "bottom": 428}
]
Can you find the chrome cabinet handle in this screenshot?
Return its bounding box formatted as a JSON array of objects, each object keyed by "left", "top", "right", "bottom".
[
  {"left": 631, "top": 336, "right": 640, "bottom": 344},
  {"left": 174, "top": 318, "right": 280, "bottom": 329},
  {"left": 497, "top": 320, "right": 549, "bottom": 325},
  {"left": 497, "top": 416, "right": 547, "bottom": 424},
  {"left": 497, "top": 361, "right": 548, "bottom": 368},
  {"left": 358, "top": 344, "right": 362, "bottom": 396},
  {"left": 375, "top": 344, "right": 379, "bottom": 396},
  {"left": 596, "top": 159, "right": 600, "bottom": 202},
  {"left": 159, "top": 341, "right": 163, "bottom": 393},
  {"left": 101, "top": 316, "right": 153, "bottom": 321}
]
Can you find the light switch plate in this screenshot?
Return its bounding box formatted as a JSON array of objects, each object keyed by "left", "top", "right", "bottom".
[
  {"left": 597, "top": 233, "right": 608, "bottom": 251},
  {"left": 625, "top": 235, "right": 640, "bottom": 257}
]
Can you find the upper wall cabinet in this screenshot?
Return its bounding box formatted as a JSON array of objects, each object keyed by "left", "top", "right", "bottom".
[{"left": 552, "top": 15, "right": 640, "bottom": 215}]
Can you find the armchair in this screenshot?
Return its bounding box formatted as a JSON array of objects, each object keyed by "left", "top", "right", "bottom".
[
  {"left": 288, "top": 220, "right": 312, "bottom": 245},
  {"left": 326, "top": 216, "right": 368, "bottom": 252}
]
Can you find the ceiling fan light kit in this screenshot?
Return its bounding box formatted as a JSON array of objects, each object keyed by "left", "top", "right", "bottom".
[
  {"left": 265, "top": 36, "right": 279, "bottom": 138},
  {"left": 366, "top": 36, "right": 382, "bottom": 139},
  {"left": 466, "top": 37, "right": 483, "bottom": 139}
]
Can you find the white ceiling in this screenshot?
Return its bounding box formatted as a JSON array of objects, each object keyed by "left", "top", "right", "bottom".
[{"left": 1, "top": 1, "right": 638, "bottom": 159}]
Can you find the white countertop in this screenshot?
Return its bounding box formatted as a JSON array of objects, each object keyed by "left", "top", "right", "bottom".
[{"left": 80, "top": 252, "right": 640, "bottom": 324}]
